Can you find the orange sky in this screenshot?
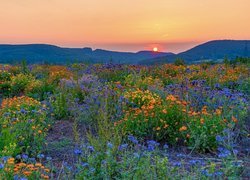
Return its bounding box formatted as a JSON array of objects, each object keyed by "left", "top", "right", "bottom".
[{"left": 0, "top": 0, "right": 249, "bottom": 52}]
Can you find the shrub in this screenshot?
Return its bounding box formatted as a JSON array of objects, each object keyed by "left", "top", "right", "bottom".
[
  {"left": 10, "top": 74, "right": 35, "bottom": 96},
  {"left": 0, "top": 96, "right": 49, "bottom": 156},
  {"left": 117, "top": 89, "right": 187, "bottom": 143},
  {"left": 50, "top": 92, "right": 69, "bottom": 120}
]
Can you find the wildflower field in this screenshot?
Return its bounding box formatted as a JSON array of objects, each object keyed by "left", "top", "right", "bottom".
[{"left": 0, "top": 62, "right": 249, "bottom": 179}]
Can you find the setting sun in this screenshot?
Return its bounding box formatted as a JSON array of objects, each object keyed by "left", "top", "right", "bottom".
[{"left": 153, "top": 47, "right": 158, "bottom": 52}]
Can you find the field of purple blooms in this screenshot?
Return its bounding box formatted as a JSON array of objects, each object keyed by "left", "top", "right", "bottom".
[{"left": 0, "top": 62, "right": 249, "bottom": 179}]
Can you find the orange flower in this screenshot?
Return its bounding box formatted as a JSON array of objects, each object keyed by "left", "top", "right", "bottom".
[
  {"left": 163, "top": 124, "right": 169, "bottom": 129},
  {"left": 215, "top": 109, "right": 222, "bottom": 115},
  {"left": 166, "top": 95, "right": 177, "bottom": 101},
  {"left": 38, "top": 130, "right": 42, "bottom": 134},
  {"left": 200, "top": 118, "right": 205, "bottom": 124},
  {"left": 23, "top": 171, "right": 32, "bottom": 176},
  {"left": 156, "top": 127, "right": 161, "bottom": 131},
  {"left": 162, "top": 109, "right": 167, "bottom": 114},
  {"left": 7, "top": 158, "right": 15, "bottom": 164},
  {"left": 179, "top": 126, "right": 187, "bottom": 131},
  {"left": 35, "top": 163, "right": 42, "bottom": 167},
  {"left": 232, "top": 116, "right": 238, "bottom": 123}
]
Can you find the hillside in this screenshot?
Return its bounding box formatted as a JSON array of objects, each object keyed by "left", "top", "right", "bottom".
[
  {"left": 0, "top": 44, "right": 173, "bottom": 64},
  {"left": 139, "top": 40, "right": 250, "bottom": 65}
]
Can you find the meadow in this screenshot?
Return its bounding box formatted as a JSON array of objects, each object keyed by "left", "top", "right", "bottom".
[{"left": 0, "top": 61, "right": 249, "bottom": 179}]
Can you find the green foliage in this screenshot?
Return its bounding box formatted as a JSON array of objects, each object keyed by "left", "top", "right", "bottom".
[
  {"left": 0, "top": 96, "right": 49, "bottom": 157},
  {"left": 118, "top": 90, "right": 186, "bottom": 143},
  {"left": 174, "top": 58, "right": 185, "bottom": 66},
  {"left": 50, "top": 91, "right": 69, "bottom": 120},
  {"left": 10, "top": 73, "right": 35, "bottom": 96}
]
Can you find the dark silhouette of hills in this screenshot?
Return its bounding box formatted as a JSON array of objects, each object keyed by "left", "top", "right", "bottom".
[
  {"left": 0, "top": 40, "right": 249, "bottom": 65},
  {"left": 0, "top": 44, "right": 173, "bottom": 64},
  {"left": 139, "top": 40, "right": 250, "bottom": 65}
]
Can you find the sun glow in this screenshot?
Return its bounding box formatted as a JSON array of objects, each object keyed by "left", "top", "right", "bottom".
[{"left": 153, "top": 47, "right": 158, "bottom": 52}]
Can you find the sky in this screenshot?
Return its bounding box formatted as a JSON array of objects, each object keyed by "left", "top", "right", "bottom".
[{"left": 0, "top": 0, "right": 249, "bottom": 53}]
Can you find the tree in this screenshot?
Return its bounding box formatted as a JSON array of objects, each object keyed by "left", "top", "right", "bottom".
[{"left": 174, "top": 58, "right": 185, "bottom": 66}]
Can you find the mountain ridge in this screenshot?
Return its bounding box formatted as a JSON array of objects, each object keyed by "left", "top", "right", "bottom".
[
  {"left": 0, "top": 40, "right": 249, "bottom": 64},
  {"left": 139, "top": 40, "right": 250, "bottom": 65}
]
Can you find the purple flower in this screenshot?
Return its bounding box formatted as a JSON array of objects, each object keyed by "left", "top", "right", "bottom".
[
  {"left": 214, "top": 171, "right": 223, "bottom": 176},
  {"left": 20, "top": 109, "right": 27, "bottom": 114},
  {"left": 87, "top": 146, "right": 95, "bottom": 152},
  {"left": 233, "top": 149, "right": 239, "bottom": 155},
  {"left": 46, "top": 157, "right": 52, "bottom": 161},
  {"left": 147, "top": 140, "right": 159, "bottom": 151},
  {"left": 201, "top": 169, "right": 213, "bottom": 177},
  {"left": 74, "top": 149, "right": 82, "bottom": 155},
  {"left": 107, "top": 142, "right": 113, "bottom": 149},
  {"left": 216, "top": 135, "right": 223, "bottom": 142},
  {"left": 21, "top": 154, "right": 28, "bottom": 159},
  {"left": 172, "top": 161, "right": 181, "bottom": 167},
  {"left": 218, "top": 148, "right": 231, "bottom": 158},
  {"left": 37, "top": 154, "right": 45, "bottom": 159},
  {"left": 163, "top": 144, "right": 169, "bottom": 149},
  {"left": 118, "top": 144, "right": 128, "bottom": 151},
  {"left": 128, "top": 135, "right": 138, "bottom": 144},
  {"left": 81, "top": 162, "right": 89, "bottom": 167}
]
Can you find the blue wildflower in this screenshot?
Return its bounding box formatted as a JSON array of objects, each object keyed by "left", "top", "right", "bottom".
[
  {"left": 216, "top": 135, "right": 223, "bottom": 142},
  {"left": 176, "top": 153, "right": 186, "bottom": 157},
  {"left": 118, "top": 144, "right": 128, "bottom": 151},
  {"left": 0, "top": 163, "right": 4, "bottom": 169},
  {"left": 232, "top": 161, "right": 243, "bottom": 167},
  {"left": 107, "top": 142, "right": 113, "bottom": 149},
  {"left": 16, "top": 155, "right": 21, "bottom": 160},
  {"left": 87, "top": 146, "right": 95, "bottom": 152},
  {"left": 21, "top": 154, "right": 28, "bottom": 159},
  {"left": 201, "top": 169, "right": 213, "bottom": 177},
  {"left": 89, "top": 167, "right": 96, "bottom": 173},
  {"left": 172, "top": 161, "right": 181, "bottom": 167},
  {"left": 214, "top": 171, "right": 223, "bottom": 176},
  {"left": 128, "top": 135, "right": 138, "bottom": 144},
  {"left": 28, "top": 158, "right": 36, "bottom": 163},
  {"left": 101, "top": 160, "right": 107, "bottom": 165},
  {"left": 218, "top": 148, "right": 231, "bottom": 158},
  {"left": 163, "top": 144, "right": 169, "bottom": 149},
  {"left": 37, "top": 154, "right": 45, "bottom": 159},
  {"left": 147, "top": 140, "right": 159, "bottom": 151},
  {"left": 189, "top": 159, "right": 201, "bottom": 166},
  {"left": 233, "top": 149, "right": 239, "bottom": 155},
  {"left": 20, "top": 109, "right": 27, "bottom": 114},
  {"left": 46, "top": 156, "right": 52, "bottom": 161},
  {"left": 81, "top": 162, "right": 89, "bottom": 167},
  {"left": 74, "top": 149, "right": 82, "bottom": 155}
]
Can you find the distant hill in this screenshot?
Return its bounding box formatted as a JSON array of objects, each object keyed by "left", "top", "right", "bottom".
[
  {"left": 0, "top": 44, "right": 173, "bottom": 64},
  {"left": 1, "top": 40, "right": 249, "bottom": 65},
  {"left": 139, "top": 40, "right": 250, "bottom": 65}
]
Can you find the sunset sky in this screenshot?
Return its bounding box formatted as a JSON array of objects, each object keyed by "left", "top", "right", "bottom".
[{"left": 0, "top": 0, "right": 249, "bottom": 53}]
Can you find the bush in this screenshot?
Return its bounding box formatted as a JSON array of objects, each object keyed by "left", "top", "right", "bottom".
[
  {"left": 0, "top": 96, "right": 49, "bottom": 156},
  {"left": 117, "top": 90, "right": 187, "bottom": 143},
  {"left": 10, "top": 74, "right": 35, "bottom": 96}
]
